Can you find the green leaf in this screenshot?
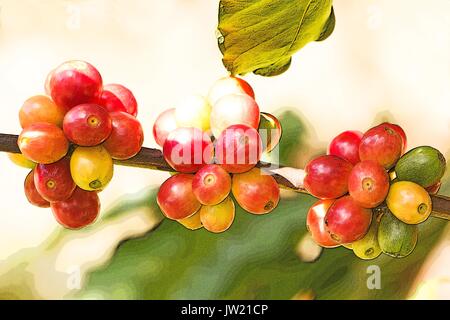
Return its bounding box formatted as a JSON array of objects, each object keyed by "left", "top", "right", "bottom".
[
  {"left": 218, "top": 0, "right": 335, "bottom": 76},
  {"left": 317, "top": 7, "right": 335, "bottom": 41}
]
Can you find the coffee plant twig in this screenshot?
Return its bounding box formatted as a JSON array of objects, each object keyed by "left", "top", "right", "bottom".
[{"left": 1, "top": 133, "right": 449, "bottom": 220}]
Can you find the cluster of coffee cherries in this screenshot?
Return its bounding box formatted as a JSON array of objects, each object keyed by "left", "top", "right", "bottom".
[
  {"left": 305, "top": 123, "right": 446, "bottom": 259},
  {"left": 153, "top": 77, "right": 282, "bottom": 233},
  {"left": 11, "top": 60, "right": 144, "bottom": 229}
]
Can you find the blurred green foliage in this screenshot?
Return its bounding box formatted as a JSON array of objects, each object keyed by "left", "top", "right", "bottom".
[{"left": 77, "top": 190, "right": 446, "bottom": 299}]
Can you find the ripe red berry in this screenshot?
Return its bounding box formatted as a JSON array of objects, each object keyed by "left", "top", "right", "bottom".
[
  {"left": 103, "top": 111, "right": 144, "bottom": 160},
  {"left": 325, "top": 196, "right": 372, "bottom": 244},
  {"left": 51, "top": 188, "right": 100, "bottom": 229},
  {"left": 100, "top": 84, "right": 138, "bottom": 117},
  {"left": 328, "top": 130, "right": 363, "bottom": 165},
  {"left": 18, "top": 123, "right": 69, "bottom": 164},
  {"left": 304, "top": 155, "right": 353, "bottom": 199},
  {"left": 34, "top": 158, "right": 76, "bottom": 202},
  {"left": 359, "top": 123, "right": 403, "bottom": 169},
  {"left": 215, "top": 124, "right": 263, "bottom": 174},
  {"left": 48, "top": 60, "right": 103, "bottom": 111},
  {"left": 383, "top": 122, "right": 407, "bottom": 154},
  {"left": 153, "top": 108, "right": 178, "bottom": 147},
  {"left": 24, "top": 170, "right": 50, "bottom": 208},
  {"left": 192, "top": 164, "right": 231, "bottom": 205},
  {"left": 232, "top": 168, "right": 280, "bottom": 214},
  {"left": 157, "top": 174, "right": 201, "bottom": 220},
  {"left": 19, "top": 95, "right": 66, "bottom": 128},
  {"left": 163, "top": 127, "right": 214, "bottom": 173},
  {"left": 63, "top": 104, "right": 112, "bottom": 146},
  {"left": 348, "top": 160, "right": 389, "bottom": 208},
  {"left": 306, "top": 199, "right": 340, "bottom": 248}
]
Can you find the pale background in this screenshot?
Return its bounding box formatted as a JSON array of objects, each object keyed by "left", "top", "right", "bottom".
[{"left": 0, "top": 0, "right": 449, "bottom": 299}]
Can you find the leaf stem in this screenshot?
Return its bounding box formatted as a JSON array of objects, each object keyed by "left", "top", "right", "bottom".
[{"left": 2, "top": 133, "right": 449, "bottom": 220}]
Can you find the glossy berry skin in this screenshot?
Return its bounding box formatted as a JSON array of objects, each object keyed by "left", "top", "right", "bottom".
[
  {"left": 208, "top": 76, "right": 255, "bottom": 106},
  {"left": 34, "top": 158, "right": 76, "bottom": 202},
  {"left": 200, "top": 197, "right": 236, "bottom": 233},
  {"left": 18, "top": 123, "right": 69, "bottom": 164},
  {"left": 386, "top": 181, "right": 432, "bottom": 224},
  {"left": 63, "top": 104, "right": 112, "bottom": 146},
  {"left": 325, "top": 196, "right": 372, "bottom": 244},
  {"left": 8, "top": 153, "right": 36, "bottom": 169},
  {"left": 175, "top": 95, "right": 212, "bottom": 132},
  {"left": 24, "top": 170, "right": 50, "bottom": 208},
  {"left": 103, "top": 112, "right": 144, "bottom": 160},
  {"left": 383, "top": 122, "right": 407, "bottom": 153},
  {"left": 306, "top": 199, "right": 339, "bottom": 248},
  {"left": 210, "top": 94, "right": 260, "bottom": 138},
  {"left": 304, "top": 155, "right": 353, "bottom": 200},
  {"left": 359, "top": 124, "right": 403, "bottom": 169},
  {"left": 70, "top": 146, "right": 113, "bottom": 191},
  {"left": 157, "top": 174, "right": 201, "bottom": 220},
  {"left": 153, "top": 108, "right": 178, "bottom": 147},
  {"left": 100, "top": 84, "right": 138, "bottom": 117},
  {"left": 215, "top": 124, "right": 263, "bottom": 174},
  {"left": 348, "top": 160, "right": 390, "bottom": 208},
  {"left": 259, "top": 112, "right": 282, "bottom": 153},
  {"left": 48, "top": 60, "right": 103, "bottom": 111},
  {"left": 163, "top": 127, "right": 214, "bottom": 173},
  {"left": 328, "top": 130, "right": 363, "bottom": 165},
  {"left": 192, "top": 164, "right": 231, "bottom": 205},
  {"left": 19, "top": 95, "right": 66, "bottom": 128},
  {"left": 232, "top": 168, "right": 280, "bottom": 214},
  {"left": 178, "top": 210, "right": 203, "bottom": 230},
  {"left": 51, "top": 188, "right": 100, "bottom": 229}
]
